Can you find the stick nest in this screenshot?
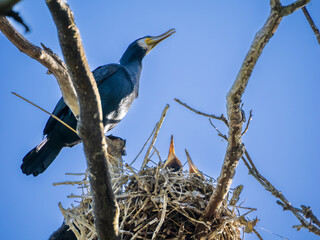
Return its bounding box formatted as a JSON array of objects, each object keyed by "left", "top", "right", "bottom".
[{"left": 58, "top": 164, "right": 243, "bottom": 240}]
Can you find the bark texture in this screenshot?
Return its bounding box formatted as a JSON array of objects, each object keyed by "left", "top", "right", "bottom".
[
  {"left": 201, "top": 0, "right": 311, "bottom": 225},
  {"left": 46, "top": 0, "right": 119, "bottom": 239}
]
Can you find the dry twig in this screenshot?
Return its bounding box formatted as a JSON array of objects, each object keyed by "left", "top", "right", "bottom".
[
  {"left": 174, "top": 98, "right": 229, "bottom": 127},
  {"left": 141, "top": 104, "right": 170, "bottom": 170}
]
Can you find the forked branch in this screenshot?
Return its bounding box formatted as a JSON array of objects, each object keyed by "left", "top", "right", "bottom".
[
  {"left": 0, "top": 16, "right": 79, "bottom": 117},
  {"left": 202, "top": 5, "right": 283, "bottom": 222},
  {"left": 175, "top": 0, "right": 314, "bottom": 237}
]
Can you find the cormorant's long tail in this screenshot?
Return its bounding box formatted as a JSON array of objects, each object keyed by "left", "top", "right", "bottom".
[{"left": 21, "top": 137, "right": 63, "bottom": 176}]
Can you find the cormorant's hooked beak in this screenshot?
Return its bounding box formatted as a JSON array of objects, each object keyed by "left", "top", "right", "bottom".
[
  {"left": 185, "top": 149, "right": 205, "bottom": 180},
  {"left": 146, "top": 28, "right": 176, "bottom": 49},
  {"left": 163, "top": 135, "right": 183, "bottom": 171}
]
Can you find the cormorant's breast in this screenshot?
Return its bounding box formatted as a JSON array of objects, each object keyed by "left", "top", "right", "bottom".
[{"left": 94, "top": 64, "right": 137, "bottom": 132}]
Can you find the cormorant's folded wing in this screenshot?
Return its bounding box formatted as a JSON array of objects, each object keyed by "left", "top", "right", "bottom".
[{"left": 43, "top": 64, "right": 124, "bottom": 136}]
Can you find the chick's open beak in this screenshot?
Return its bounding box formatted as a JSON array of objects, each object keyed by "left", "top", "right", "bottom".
[
  {"left": 186, "top": 149, "right": 205, "bottom": 180},
  {"left": 146, "top": 28, "right": 176, "bottom": 49},
  {"left": 164, "top": 135, "right": 183, "bottom": 171}
]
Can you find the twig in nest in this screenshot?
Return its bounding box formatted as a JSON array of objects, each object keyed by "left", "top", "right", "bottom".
[
  {"left": 152, "top": 146, "right": 162, "bottom": 162},
  {"left": 151, "top": 194, "right": 168, "bottom": 240},
  {"left": 174, "top": 98, "right": 229, "bottom": 127},
  {"left": 58, "top": 202, "right": 82, "bottom": 240},
  {"left": 130, "top": 123, "right": 157, "bottom": 165},
  {"left": 65, "top": 172, "right": 87, "bottom": 176},
  {"left": 141, "top": 104, "right": 170, "bottom": 170},
  {"left": 53, "top": 181, "right": 89, "bottom": 186},
  {"left": 125, "top": 163, "right": 151, "bottom": 195}
]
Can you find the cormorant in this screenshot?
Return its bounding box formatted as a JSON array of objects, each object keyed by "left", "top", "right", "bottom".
[
  {"left": 21, "top": 29, "right": 176, "bottom": 176},
  {"left": 163, "top": 135, "right": 183, "bottom": 171}
]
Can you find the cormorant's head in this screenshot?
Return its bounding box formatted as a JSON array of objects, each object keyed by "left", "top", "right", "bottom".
[
  {"left": 120, "top": 29, "right": 176, "bottom": 65},
  {"left": 137, "top": 28, "right": 176, "bottom": 54}
]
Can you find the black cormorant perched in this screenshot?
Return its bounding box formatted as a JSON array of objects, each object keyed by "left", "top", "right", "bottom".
[{"left": 21, "top": 29, "right": 176, "bottom": 176}]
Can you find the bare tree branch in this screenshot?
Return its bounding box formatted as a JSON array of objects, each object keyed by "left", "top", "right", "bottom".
[
  {"left": 199, "top": 0, "right": 312, "bottom": 228},
  {"left": 174, "top": 1, "right": 317, "bottom": 237},
  {"left": 202, "top": 8, "right": 283, "bottom": 222},
  {"left": 45, "top": 0, "right": 118, "bottom": 239},
  {"left": 302, "top": 7, "right": 320, "bottom": 45},
  {"left": 242, "top": 150, "right": 320, "bottom": 236},
  {"left": 281, "top": 0, "right": 311, "bottom": 16},
  {"left": 174, "top": 98, "right": 229, "bottom": 127},
  {"left": 0, "top": 16, "right": 79, "bottom": 117},
  {"left": 209, "top": 119, "right": 227, "bottom": 140},
  {"left": 208, "top": 117, "right": 320, "bottom": 236}
]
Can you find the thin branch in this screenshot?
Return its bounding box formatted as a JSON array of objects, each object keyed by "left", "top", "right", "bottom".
[
  {"left": 252, "top": 228, "right": 264, "bottom": 240},
  {"left": 124, "top": 164, "right": 151, "bottom": 195},
  {"left": 301, "top": 205, "right": 320, "bottom": 228},
  {"left": 130, "top": 123, "right": 158, "bottom": 165},
  {"left": 0, "top": 16, "right": 79, "bottom": 117},
  {"left": 242, "top": 150, "right": 320, "bottom": 236},
  {"left": 45, "top": 1, "right": 118, "bottom": 239},
  {"left": 12, "top": 91, "right": 77, "bottom": 134},
  {"left": 281, "top": 0, "right": 311, "bottom": 16},
  {"left": 174, "top": 98, "right": 229, "bottom": 127},
  {"left": 209, "top": 116, "right": 320, "bottom": 236},
  {"left": 141, "top": 104, "right": 170, "bottom": 170},
  {"left": 302, "top": 7, "right": 320, "bottom": 45},
  {"left": 241, "top": 110, "right": 253, "bottom": 136},
  {"left": 211, "top": 120, "right": 320, "bottom": 236},
  {"left": 209, "top": 119, "right": 227, "bottom": 140}
]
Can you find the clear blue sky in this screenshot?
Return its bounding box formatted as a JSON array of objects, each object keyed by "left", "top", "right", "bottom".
[{"left": 0, "top": 1, "right": 319, "bottom": 239}]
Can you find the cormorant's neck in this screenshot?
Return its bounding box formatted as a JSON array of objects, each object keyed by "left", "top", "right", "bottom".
[
  {"left": 120, "top": 49, "right": 145, "bottom": 95},
  {"left": 120, "top": 46, "right": 145, "bottom": 66},
  {"left": 121, "top": 58, "right": 142, "bottom": 87}
]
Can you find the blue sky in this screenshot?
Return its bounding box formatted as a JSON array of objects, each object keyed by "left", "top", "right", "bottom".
[{"left": 0, "top": 1, "right": 319, "bottom": 239}]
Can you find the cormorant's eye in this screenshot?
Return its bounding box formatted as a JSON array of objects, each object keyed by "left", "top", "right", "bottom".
[{"left": 144, "top": 38, "right": 152, "bottom": 46}]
